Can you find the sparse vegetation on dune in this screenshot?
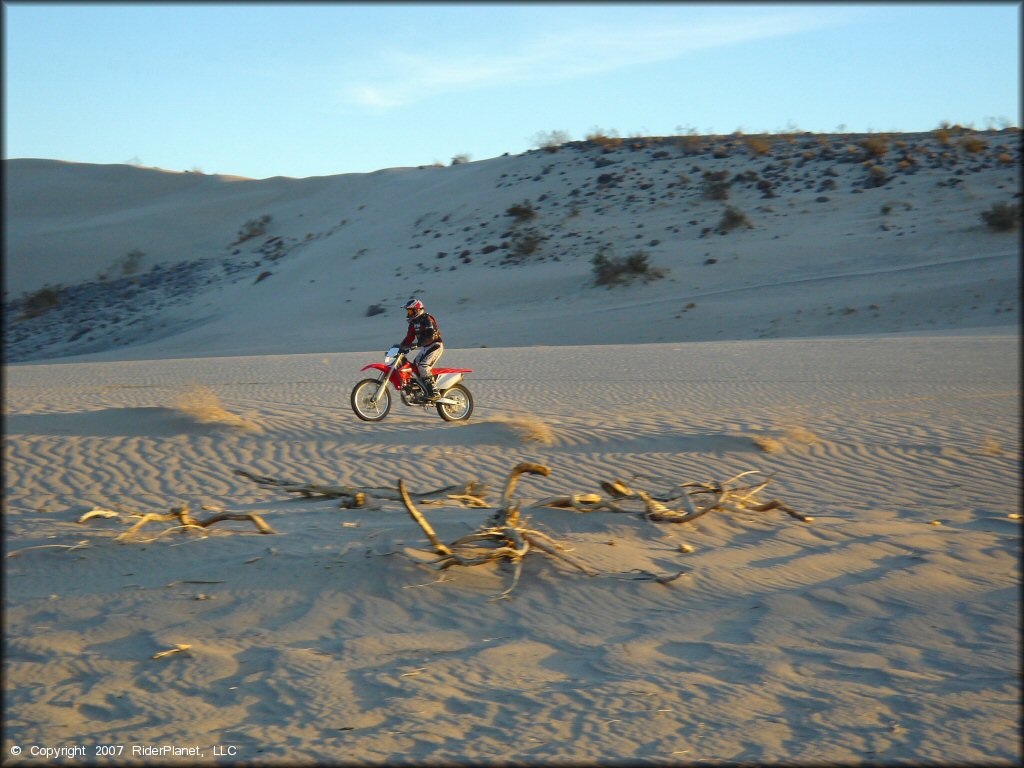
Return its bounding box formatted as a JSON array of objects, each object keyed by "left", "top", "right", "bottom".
[
  {"left": 505, "top": 201, "right": 537, "bottom": 223},
  {"left": 98, "top": 250, "right": 144, "bottom": 282},
  {"left": 172, "top": 385, "right": 262, "bottom": 432},
  {"left": 4, "top": 119, "right": 1019, "bottom": 361},
  {"left": 233, "top": 214, "right": 272, "bottom": 245},
  {"left": 980, "top": 201, "right": 1022, "bottom": 232},
  {"left": 591, "top": 248, "right": 667, "bottom": 286},
  {"left": 18, "top": 285, "right": 63, "bottom": 320},
  {"left": 717, "top": 206, "right": 752, "bottom": 233}
]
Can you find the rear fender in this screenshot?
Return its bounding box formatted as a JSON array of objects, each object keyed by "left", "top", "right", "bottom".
[{"left": 434, "top": 371, "right": 465, "bottom": 391}]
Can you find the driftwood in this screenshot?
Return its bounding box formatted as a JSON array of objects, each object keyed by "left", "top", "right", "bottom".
[
  {"left": 530, "top": 471, "right": 811, "bottom": 523},
  {"left": 152, "top": 643, "right": 192, "bottom": 660},
  {"left": 595, "top": 470, "right": 813, "bottom": 523},
  {"left": 114, "top": 504, "right": 276, "bottom": 542},
  {"left": 228, "top": 461, "right": 805, "bottom": 596},
  {"left": 526, "top": 472, "right": 810, "bottom": 523},
  {"left": 6, "top": 540, "right": 90, "bottom": 558},
  {"left": 233, "top": 468, "right": 489, "bottom": 508},
  {"left": 399, "top": 462, "right": 600, "bottom": 599}
]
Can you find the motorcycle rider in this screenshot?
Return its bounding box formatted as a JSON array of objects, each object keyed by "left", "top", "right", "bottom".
[{"left": 397, "top": 298, "right": 444, "bottom": 400}]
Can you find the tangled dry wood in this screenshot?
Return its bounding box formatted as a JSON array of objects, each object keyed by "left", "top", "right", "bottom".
[
  {"left": 399, "top": 462, "right": 602, "bottom": 599},
  {"left": 527, "top": 472, "right": 812, "bottom": 523},
  {"left": 393, "top": 462, "right": 810, "bottom": 597},
  {"left": 229, "top": 461, "right": 810, "bottom": 597},
  {"left": 73, "top": 463, "right": 807, "bottom": 597}
]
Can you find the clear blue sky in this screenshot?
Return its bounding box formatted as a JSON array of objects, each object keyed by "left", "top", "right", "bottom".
[{"left": 3, "top": 2, "right": 1020, "bottom": 179}]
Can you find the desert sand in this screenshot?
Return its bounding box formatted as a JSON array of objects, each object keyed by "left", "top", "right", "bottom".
[{"left": 3, "top": 129, "right": 1021, "bottom": 765}]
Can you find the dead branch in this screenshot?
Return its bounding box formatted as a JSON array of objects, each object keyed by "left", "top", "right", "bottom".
[
  {"left": 397, "top": 480, "right": 452, "bottom": 557},
  {"left": 234, "top": 468, "right": 488, "bottom": 508},
  {"left": 534, "top": 494, "right": 628, "bottom": 513},
  {"left": 113, "top": 504, "right": 276, "bottom": 542},
  {"left": 592, "top": 471, "right": 808, "bottom": 525},
  {"left": 6, "top": 540, "right": 90, "bottom": 558},
  {"left": 400, "top": 462, "right": 598, "bottom": 598}
]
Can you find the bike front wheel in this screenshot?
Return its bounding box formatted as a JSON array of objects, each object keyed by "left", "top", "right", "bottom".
[
  {"left": 436, "top": 383, "right": 473, "bottom": 422},
  {"left": 351, "top": 378, "right": 392, "bottom": 421}
]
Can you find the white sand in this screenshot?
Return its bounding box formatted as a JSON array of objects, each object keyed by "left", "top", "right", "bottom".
[{"left": 3, "top": 130, "right": 1021, "bottom": 764}]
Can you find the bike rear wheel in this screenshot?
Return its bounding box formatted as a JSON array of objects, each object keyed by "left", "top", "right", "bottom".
[
  {"left": 436, "top": 383, "right": 473, "bottom": 422},
  {"left": 351, "top": 378, "right": 392, "bottom": 421}
]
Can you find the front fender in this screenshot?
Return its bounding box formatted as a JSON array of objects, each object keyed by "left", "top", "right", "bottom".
[{"left": 361, "top": 362, "right": 406, "bottom": 390}]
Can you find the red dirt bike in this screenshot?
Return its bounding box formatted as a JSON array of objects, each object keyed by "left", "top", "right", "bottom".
[{"left": 351, "top": 346, "right": 474, "bottom": 422}]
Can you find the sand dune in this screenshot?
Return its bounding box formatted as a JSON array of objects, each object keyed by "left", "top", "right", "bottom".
[
  {"left": 4, "top": 129, "right": 1019, "bottom": 362},
  {"left": 3, "top": 130, "right": 1020, "bottom": 763},
  {"left": 4, "top": 334, "right": 1019, "bottom": 763}
]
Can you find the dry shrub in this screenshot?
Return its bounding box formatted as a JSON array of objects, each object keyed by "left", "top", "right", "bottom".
[
  {"left": 980, "top": 202, "right": 1021, "bottom": 232},
  {"left": 234, "top": 214, "right": 271, "bottom": 245},
  {"left": 592, "top": 249, "right": 667, "bottom": 286},
  {"left": 752, "top": 426, "right": 819, "bottom": 453},
  {"left": 505, "top": 228, "right": 545, "bottom": 263},
  {"left": 752, "top": 435, "right": 784, "bottom": 454},
  {"left": 506, "top": 201, "right": 537, "bottom": 223},
  {"left": 744, "top": 136, "right": 774, "bottom": 156},
  {"left": 717, "top": 206, "right": 751, "bottom": 233},
  {"left": 702, "top": 170, "right": 731, "bottom": 200},
  {"left": 959, "top": 135, "right": 988, "bottom": 153},
  {"left": 586, "top": 127, "right": 623, "bottom": 150},
  {"left": 532, "top": 130, "right": 571, "bottom": 152},
  {"left": 865, "top": 165, "right": 890, "bottom": 188},
  {"left": 18, "top": 285, "right": 63, "bottom": 320},
  {"left": 173, "top": 386, "right": 263, "bottom": 432},
  {"left": 861, "top": 135, "right": 889, "bottom": 158},
  {"left": 492, "top": 415, "right": 556, "bottom": 445}
]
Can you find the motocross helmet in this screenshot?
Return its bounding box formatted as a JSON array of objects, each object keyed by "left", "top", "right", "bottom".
[{"left": 404, "top": 298, "right": 425, "bottom": 319}]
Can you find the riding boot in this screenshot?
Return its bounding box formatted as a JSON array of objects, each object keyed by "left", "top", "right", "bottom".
[{"left": 424, "top": 377, "right": 441, "bottom": 400}]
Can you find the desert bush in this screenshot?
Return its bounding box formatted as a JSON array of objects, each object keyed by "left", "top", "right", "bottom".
[
  {"left": 235, "top": 214, "right": 272, "bottom": 245},
  {"left": 506, "top": 228, "right": 545, "bottom": 262},
  {"left": 717, "top": 206, "right": 751, "bottom": 233},
  {"left": 585, "top": 127, "right": 622, "bottom": 150},
  {"left": 19, "top": 285, "right": 63, "bottom": 319},
  {"left": 675, "top": 126, "right": 706, "bottom": 155},
  {"left": 591, "top": 248, "right": 666, "bottom": 286},
  {"left": 532, "top": 130, "right": 571, "bottom": 152},
  {"left": 450, "top": 153, "right": 471, "bottom": 165},
  {"left": 980, "top": 201, "right": 1021, "bottom": 232},
  {"left": 702, "top": 170, "right": 731, "bottom": 201},
  {"left": 506, "top": 200, "right": 537, "bottom": 223},
  {"left": 366, "top": 303, "right": 386, "bottom": 317},
  {"left": 865, "top": 165, "right": 890, "bottom": 188},
  {"left": 959, "top": 135, "right": 988, "bottom": 153},
  {"left": 99, "top": 249, "right": 145, "bottom": 281},
  {"left": 860, "top": 135, "right": 889, "bottom": 158}
]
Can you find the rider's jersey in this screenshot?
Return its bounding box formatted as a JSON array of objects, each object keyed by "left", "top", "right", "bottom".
[{"left": 401, "top": 313, "right": 442, "bottom": 349}]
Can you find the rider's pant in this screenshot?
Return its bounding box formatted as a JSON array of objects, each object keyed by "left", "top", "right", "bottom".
[{"left": 414, "top": 342, "right": 443, "bottom": 383}]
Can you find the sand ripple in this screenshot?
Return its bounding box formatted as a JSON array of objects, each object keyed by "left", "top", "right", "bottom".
[{"left": 4, "top": 337, "right": 1019, "bottom": 763}]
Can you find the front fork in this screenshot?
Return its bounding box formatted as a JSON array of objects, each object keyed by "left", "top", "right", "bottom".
[{"left": 372, "top": 359, "right": 400, "bottom": 404}]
